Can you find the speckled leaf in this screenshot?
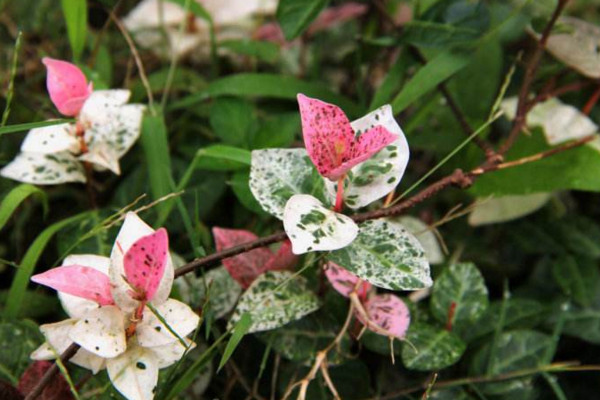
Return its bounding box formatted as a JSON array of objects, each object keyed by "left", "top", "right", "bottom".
[
  {"left": 0, "top": 151, "right": 85, "bottom": 185},
  {"left": 123, "top": 228, "right": 169, "bottom": 302},
  {"left": 107, "top": 346, "right": 159, "bottom": 400},
  {"left": 68, "top": 306, "right": 126, "bottom": 358},
  {"left": 20, "top": 123, "right": 79, "bottom": 154},
  {"left": 357, "top": 294, "right": 410, "bottom": 339},
  {"left": 137, "top": 299, "right": 199, "bottom": 347},
  {"left": 401, "top": 323, "right": 466, "bottom": 371},
  {"left": 297, "top": 94, "right": 397, "bottom": 180},
  {"left": 249, "top": 148, "right": 321, "bottom": 219},
  {"left": 542, "top": 17, "right": 600, "bottom": 79},
  {"left": 228, "top": 271, "right": 320, "bottom": 333},
  {"left": 324, "top": 105, "right": 409, "bottom": 209},
  {"left": 398, "top": 216, "right": 444, "bottom": 264},
  {"left": 324, "top": 261, "right": 371, "bottom": 298},
  {"left": 283, "top": 194, "right": 358, "bottom": 254},
  {"left": 328, "top": 219, "right": 432, "bottom": 290},
  {"left": 175, "top": 266, "right": 242, "bottom": 319},
  {"left": 430, "top": 263, "right": 489, "bottom": 329}
]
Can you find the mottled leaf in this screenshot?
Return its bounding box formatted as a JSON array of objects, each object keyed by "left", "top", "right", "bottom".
[{"left": 401, "top": 323, "right": 466, "bottom": 371}]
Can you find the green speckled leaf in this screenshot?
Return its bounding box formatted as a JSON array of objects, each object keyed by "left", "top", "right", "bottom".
[
  {"left": 228, "top": 271, "right": 320, "bottom": 333},
  {"left": 430, "top": 263, "right": 489, "bottom": 329},
  {"left": 328, "top": 219, "right": 432, "bottom": 290},
  {"left": 249, "top": 148, "right": 324, "bottom": 219},
  {"left": 1, "top": 151, "right": 85, "bottom": 184},
  {"left": 397, "top": 216, "right": 444, "bottom": 264},
  {"left": 401, "top": 323, "right": 465, "bottom": 371},
  {"left": 0, "top": 320, "right": 44, "bottom": 383}
]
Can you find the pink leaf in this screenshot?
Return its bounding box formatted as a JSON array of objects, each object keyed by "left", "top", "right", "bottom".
[
  {"left": 263, "top": 240, "right": 298, "bottom": 272},
  {"left": 213, "top": 227, "right": 274, "bottom": 289},
  {"left": 123, "top": 228, "right": 169, "bottom": 302},
  {"left": 297, "top": 94, "right": 397, "bottom": 180},
  {"left": 307, "top": 3, "right": 368, "bottom": 36},
  {"left": 42, "top": 57, "right": 93, "bottom": 117},
  {"left": 324, "top": 262, "right": 371, "bottom": 298},
  {"left": 357, "top": 294, "right": 410, "bottom": 339},
  {"left": 31, "top": 266, "right": 114, "bottom": 306}
]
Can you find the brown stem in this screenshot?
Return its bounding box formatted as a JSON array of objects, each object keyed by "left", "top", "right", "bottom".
[
  {"left": 498, "top": 0, "right": 571, "bottom": 156},
  {"left": 583, "top": 84, "right": 600, "bottom": 115},
  {"left": 23, "top": 343, "right": 80, "bottom": 400}
]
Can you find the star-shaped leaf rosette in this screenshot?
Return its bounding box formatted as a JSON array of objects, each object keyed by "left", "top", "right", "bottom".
[
  {"left": 29, "top": 213, "right": 199, "bottom": 400},
  {"left": 1, "top": 58, "right": 145, "bottom": 184}
]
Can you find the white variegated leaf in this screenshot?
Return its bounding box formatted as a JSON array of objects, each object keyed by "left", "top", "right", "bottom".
[
  {"left": 110, "top": 212, "right": 174, "bottom": 312},
  {"left": 468, "top": 193, "right": 552, "bottom": 226},
  {"left": 147, "top": 339, "right": 195, "bottom": 368},
  {"left": 0, "top": 151, "right": 85, "bottom": 185},
  {"left": 69, "top": 306, "right": 126, "bottom": 358},
  {"left": 324, "top": 105, "right": 409, "bottom": 209},
  {"left": 58, "top": 254, "right": 111, "bottom": 319},
  {"left": 175, "top": 266, "right": 242, "bottom": 319},
  {"left": 20, "top": 123, "right": 79, "bottom": 154},
  {"left": 543, "top": 17, "right": 600, "bottom": 79},
  {"left": 328, "top": 219, "right": 432, "bottom": 290},
  {"left": 137, "top": 299, "right": 199, "bottom": 347},
  {"left": 398, "top": 216, "right": 444, "bottom": 265},
  {"left": 283, "top": 194, "right": 358, "bottom": 255},
  {"left": 79, "top": 142, "right": 121, "bottom": 174},
  {"left": 501, "top": 97, "right": 598, "bottom": 145},
  {"left": 228, "top": 271, "right": 320, "bottom": 333},
  {"left": 107, "top": 346, "right": 159, "bottom": 400},
  {"left": 249, "top": 148, "right": 322, "bottom": 219}
]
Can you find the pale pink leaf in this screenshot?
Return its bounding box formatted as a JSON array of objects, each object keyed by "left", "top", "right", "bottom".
[
  {"left": 307, "top": 3, "right": 368, "bottom": 36},
  {"left": 213, "top": 227, "right": 273, "bottom": 289},
  {"left": 357, "top": 294, "right": 410, "bottom": 339},
  {"left": 123, "top": 228, "right": 169, "bottom": 302},
  {"left": 31, "top": 266, "right": 114, "bottom": 306},
  {"left": 263, "top": 240, "right": 297, "bottom": 272},
  {"left": 42, "top": 58, "right": 92, "bottom": 117},
  {"left": 297, "top": 94, "right": 355, "bottom": 180},
  {"left": 324, "top": 262, "right": 371, "bottom": 299}
]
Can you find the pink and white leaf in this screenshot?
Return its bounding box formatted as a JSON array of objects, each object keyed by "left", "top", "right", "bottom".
[
  {"left": 356, "top": 294, "right": 410, "bottom": 339},
  {"left": 31, "top": 265, "right": 114, "bottom": 306},
  {"left": 213, "top": 227, "right": 273, "bottom": 288},
  {"left": 123, "top": 228, "right": 169, "bottom": 302},
  {"left": 42, "top": 58, "right": 92, "bottom": 116},
  {"left": 324, "top": 262, "right": 371, "bottom": 299}
]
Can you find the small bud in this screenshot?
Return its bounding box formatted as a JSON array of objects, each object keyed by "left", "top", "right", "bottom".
[{"left": 42, "top": 57, "right": 93, "bottom": 116}]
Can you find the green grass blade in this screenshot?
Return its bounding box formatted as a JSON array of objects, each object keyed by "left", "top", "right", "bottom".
[
  {"left": 0, "top": 119, "right": 75, "bottom": 137},
  {"left": 217, "top": 313, "right": 252, "bottom": 372},
  {"left": 0, "top": 184, "right": 48, "bottom": 231},
  {"left": 1, "top": 31, "right": 22, "bottom": 127},
  {"left": 4, "top": 212, "right": 92, "bottom": 319},
  {"left": 61, "top": 0, "right": 87, "bottom": 61}
]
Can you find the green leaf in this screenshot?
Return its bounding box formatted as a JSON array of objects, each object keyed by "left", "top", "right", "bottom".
[
  {"left": 561, "top": 306, "right": 600, "bottom": 344},
  {"left": 0, "top": 290, "right": 60, "bottom": 319},
  {"left": 471, "top": 131, "right": 600, "bottom": 195},
  {"left": 469, "top": 330, "right": 552, "bottom": 395},
  {"left": 259, "top": 312, "right": 350, "bottom": 363},
  {"left": 0, "top": 320, "right": 43, "bottom": 384},
  {"left": 430, "top": 263, "right": 489, "bottom": 330},
  {"left": 251, "top": 113, "right": 299, "bottom": 149},
  {"left": 328, "top": 219, "right": 432, "bottom": 290},
  {"left": 220, "top": 39, "right": 280, "bottom": 63},
  {"left": 209, "top": 97, "right": 255, "bottom": 146},
  {"left": 170, "top": 73, "right": 361, "bottom": 117},
  {"left": 0, "top": 184, "right": 48, "bottom": 231},
  {"left": 194, "top": 145, "right": 251, "bottom": 171},
  {"left": 401, "top": 323, "right": 466, "bottom": 371},
  {"left": 4, "top": 211, "right": 92, "bottom": 319},
  {"left": 61, "top": 0, "right": 87, "bottom": 60},
  {"left": 552, "top": 254, "right": 600, "bottom": 307},
  {"left": 218, "top": 313, "right": 252, "bottom": 372},
  {"left": 276, "top": 0, "right": 330, "bottom": 40},
  {"left": 463, "top": 298, "right": 548, "bottom": 342},
  {"left": 249, "top": 148, "right": 322, "bottom": 219},
  {"left": 228, "top": 271, "right": 320, "bottom": 333},
  {"left": 0, "top": 119, "right": 75, "bottom": 136},
  {"left": 140, "top": 112, "right": 174, "bottom": 213},
  {"left": 391, "top": 50, "right": 470, "bottom": 113}
]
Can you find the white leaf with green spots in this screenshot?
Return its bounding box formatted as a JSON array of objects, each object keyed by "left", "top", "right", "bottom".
[
  {"left": 401, "top": 323, "right": 466, "bottom": 371},
  {"left": 0, "top": 151, "right": 86, "bottom": 185},
  {"left": 283, "top": 194, "right": 358, "bottom": 254},
  {"left": 249, "top": 148, "right": 323, "bottom": 219},
  {"left": 175, "top": 266, "right": 242, "bottom": 319},
  {"left": 228, "top": 271, "right": 320, "bottom": 334},
  {"left": 327, "top": 219, "right": 432, "bottom": 290},
  {"left": 430, "top": 263, "right": 489, "bottom": 329},
  {"left": 324, "top": 105, "right": 409, "bottom": 209},
  {"left": 398, "top": 216, "right": 444, "bottom": 264}
]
